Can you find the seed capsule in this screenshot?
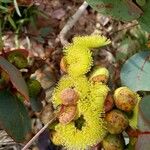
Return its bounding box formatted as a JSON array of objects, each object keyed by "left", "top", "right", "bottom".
[
  {"left": 114, "top": 87, "right": 138, "bottom": 112},
  {"left": 102, "top": 134, "right": 125, "bottom": 150},
  {"left": 60, "top": 88, "right": 79, "bottom": 105},
  {"left": 105, "top": 109, "right": 129, "bottom": 134},
  {"left": 58, "top": 105, "right": 76, "bottom": 125}
]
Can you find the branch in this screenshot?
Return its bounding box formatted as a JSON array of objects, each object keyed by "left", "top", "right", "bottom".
[
  {"left": 22, "top": 116, "right": 57, "bottom": 150},
  {"left": 57, "top": 1, "right": 88, "bottom": 46}
]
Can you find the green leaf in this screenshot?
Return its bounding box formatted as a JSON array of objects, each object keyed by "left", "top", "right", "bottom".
[
  {"left": 0, "top": 56, "right": 29, "bottom": 100},
  {"left": 136, "top": 97, "right": 150, "bottom": 150},
  {"left": 0, "top": 90, "right": 31, "bottom": 142},
  {"left": 138, "top": 0, "right": 150, "bottom": 32},
  {"left": 0, "top": 5, "right": 9, "bottom": 12},
  {"left": 7, "top": 15, "right": 17, "bottom": 30},
  {"left": 13, "top": 0, "right": 21, "bottom": 17},
  {"left": 139, "top": 95, "right": 150, "bottom": 129},
  {"left": 86, "top": 0, "right": 142, "bottom": 21},
  {"left": 121, "top": 51, "right": 150, "bottom": 92},
  {"left": 0, "top": 0, "right": 12, "bottom": 3}
]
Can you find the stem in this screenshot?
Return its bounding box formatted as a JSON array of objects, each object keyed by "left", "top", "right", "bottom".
[
  {"left": 22, "top": 116, "right": 57, "bottom": 150},
  {"left": 57, "top": 1, "right": 88, "bottom": 46}
]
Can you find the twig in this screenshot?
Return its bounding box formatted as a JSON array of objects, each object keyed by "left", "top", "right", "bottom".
[
  {"left": 22, "top": 116, "right": 57, "bottom": 150},
  {"left": 111, "top": 22, "right": 138, "bottom": 35},
  {"left": 57, "top": 1, "right": 88, "bottom": 46}
]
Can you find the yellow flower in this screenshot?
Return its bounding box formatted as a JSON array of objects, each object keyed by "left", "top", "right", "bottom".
[
  {"left": 54, "top": 113, "right": 107, "bottom": 150},
  {"left": 65, "top": 45, "right": 93, "bottom": 76},
  {"left": 63, "top": 35, "right": 110, "bottom": 77},
  {"left": 53, "top": 81, "right": 109, "bottom": 150},
  {"left": 73, "top": 35, "right": 111, "bottom": 48}
]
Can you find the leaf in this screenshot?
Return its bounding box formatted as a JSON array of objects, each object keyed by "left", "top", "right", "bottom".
[
  {"left": 135, "top": 134, "right": 150, "bottom": 150},
  {"left": 0, "top": 56, "right": 29, "bottom": 100},
  {"left": 0, "top": 90, "right": 31, "bottom": 142},
  {"left": 138, "top": 0, "right": 150, "bottom": 32},
  {"left": 13, "top": 0, "right": 22, "bottom": 17},
  {"left": 0, "top": 0, "right": 12, "bottom": 3},
  {"left": 120, "top": 51, "right": 150, "bottom": 92},
  {"left": 139, "top": 95, "right": 150, "bottom": 129},
  {"left": 7, "top": 15, "right": 17, "bottom": 30},
  {"left": 0, "top": 5, "right": 9, "bottom": 12},
  {"left": 86, "top": 0, "right": 142, "bottom": 21},
  {"left": 136, "top": 97, "right": 150, "bottom": 150}
]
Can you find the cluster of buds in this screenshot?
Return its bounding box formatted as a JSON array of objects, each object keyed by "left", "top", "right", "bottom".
[{"left": 58, "top": 88, "right": 79, "bottom": 124}]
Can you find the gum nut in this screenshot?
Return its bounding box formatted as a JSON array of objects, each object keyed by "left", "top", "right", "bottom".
[
  {"left": 102, "top": 134, "right": 125, "bottom": 150},
  {"left": 89, "top": 67, "right": 109, "bottom": 83},
  {"left": 114, "top": 87, "right": 138, "bottom": 112},
  {"left": 104, "top": 93, "right": 114, "bottom": 112},
  {"left": 105, "top": 109, "right": 129, "bottom": 134},
  {"left": 58, "top": 105, "right": 77, "bottom": 125},
  {"left": 60, "top": 88, "right": 79, "bottom": 105}
]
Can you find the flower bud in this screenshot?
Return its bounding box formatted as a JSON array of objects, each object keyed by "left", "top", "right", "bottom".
[
  {"left": 114, "top": 87, "right": 138, "bottom": 112},
  {"left": 106, "top": 109, "right": 129, "bottom": 134},
  {"left": 102, "top": 134, "right": 125, "bottom": 150},
  {"left": 89, "top": 67, "right": 109, "bottom": 84}
]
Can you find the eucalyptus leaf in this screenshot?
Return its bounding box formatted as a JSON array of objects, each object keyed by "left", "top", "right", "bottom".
[
  {"left": 0, "top": 56, "right": 29, "bottom": 100},
  {"left": 0, "top": 90, "right": 31, "bottom": 142},
  {"left": 121, "top": 51, "right": 150, "bottom": 91},
  {"left": 86, "top": 0, "right": 142, "bottom": 21}
]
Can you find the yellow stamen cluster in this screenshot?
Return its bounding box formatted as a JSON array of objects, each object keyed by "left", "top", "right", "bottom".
[{"left": 64, "top": 35, "right": 111, "bottom": 77}]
